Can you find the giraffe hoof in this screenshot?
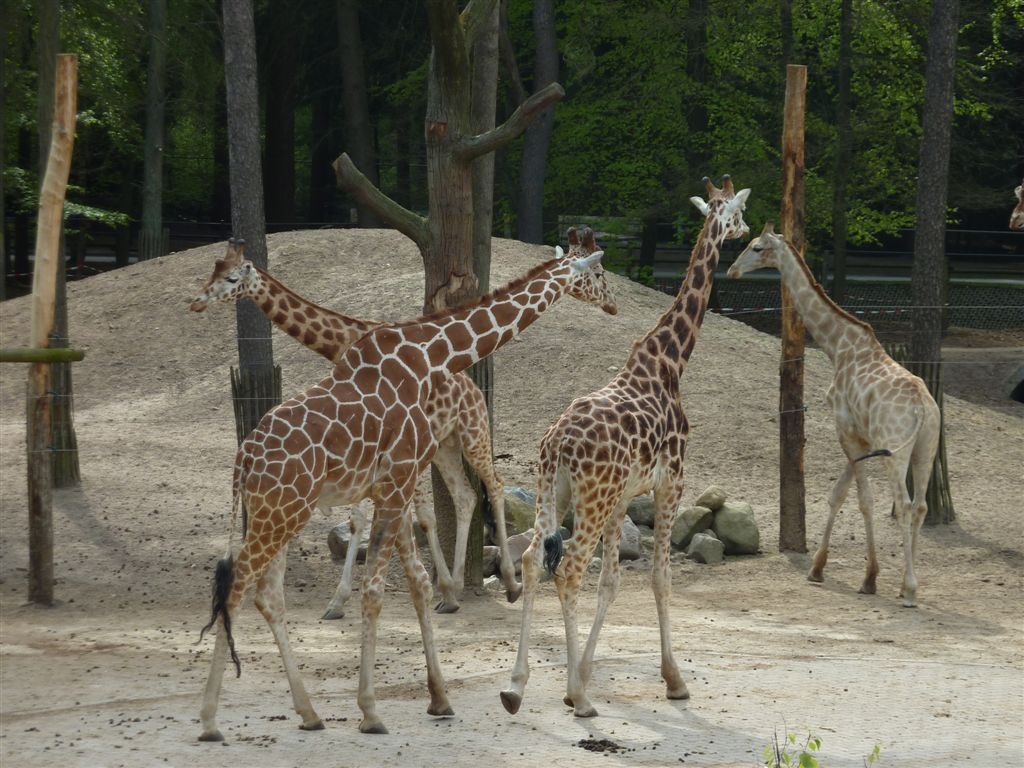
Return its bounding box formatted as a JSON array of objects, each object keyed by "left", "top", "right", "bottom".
[
  {"left": 858, "top": 583, "right": 877, "bottom": 595},
  {"left": 667, "top": 686, "right": 690, "bottom": 700},
  {"left": 500, "top": 690, "right": 522, "bottom": 715},
  {"left": 321, "top": 607, "right": 345, "bottom": 621},
  {"left": 505, "top": 583, "right": 523, "bottom": 603},
  {"left": 807, "top": 571, "right": 824, "bottom": 584},
  {"left": 573, "top": 704, "right": 598, "bottom": 718},
  {"left": 428, "top": 703, "right": 454, "bottom": 717},
  {"left": 359, "top": 719, "right": 388, "bottom": 735},
  {"left": 434, "top": 599, "right": 460, "bottom": 614},
  {"left": 197, "top": 729, "right": 224, "bottom": 742},
  {"left": 299, "top": 718, "right": 325, "bottom": 731}
]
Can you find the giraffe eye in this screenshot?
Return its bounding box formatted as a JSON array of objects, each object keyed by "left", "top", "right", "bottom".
[
  {"left": 752, "top": 246, "right": 763, "bottom": 253},
  {"left": 226, "top": 276, "right": 239, "bottom": 284}
]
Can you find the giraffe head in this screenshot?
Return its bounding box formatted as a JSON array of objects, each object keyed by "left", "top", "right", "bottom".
[
  {"left": 727, "top": 221, "right": 785, "bottom": 277},
  {"left": 189, "top": 238, "right": 261, "bottom": 312},
  {"left": 1011, "top": 179, "right": 1024, "bottom": 231},
  {"left": 688, "top": 175, "right": 751, "bottom": 241},
  {"left": 560, "top": 226, "right": 617, "bottom": 315}
]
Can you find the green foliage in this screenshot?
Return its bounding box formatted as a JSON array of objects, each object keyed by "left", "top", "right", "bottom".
[{"left": 760, "top": 730, "right": 882, "bottom": 768}]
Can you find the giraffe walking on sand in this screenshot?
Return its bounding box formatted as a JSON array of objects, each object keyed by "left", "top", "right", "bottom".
[
  {"left": 190, "top": 235, "right": 610, "bottom": 615},
  {"left": 500, "top": 176, "right": 751, "bottom": 718},
  {"left": 196, "top": 243, "right": 617, "bottom": 740},
  {"left": 728, "top": 222, "right": 940, "bottom": 607}
]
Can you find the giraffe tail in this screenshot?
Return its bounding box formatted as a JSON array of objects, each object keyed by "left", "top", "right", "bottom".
[
  {"left": 198, "top": 555, "right": 241, "bottom": 678},
  {"left": 856, "top": 406, "right": 924, "bottom": 463},
  {"left": 543, "top": 533, "right": 564, "bottom": 575},
  {"left": 854, "top": 449, "right": 892, "bottom": 462}
]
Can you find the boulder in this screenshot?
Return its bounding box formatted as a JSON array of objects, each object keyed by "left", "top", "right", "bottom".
[
  {"left": 503, "top": 493, "right": 537, "bottom": 536},
  {"left": 327, "top": 521, "right": 367, "bottom": 563},
  {"left": 712, "top": 501, "right": 760, "bottom": 555},
  {"left": 504, "top": 530, "right": 535, "bottom": 575},
  {"left": 482, "top": 545, "right": 501, "bottom": 577},
  {"left": 671, "top": 505, "right": 714, "bottom": 549},
  {"left": 626, "top": 495, "right": 656, "bottom": 528},
  {"left": 619, "top": 516, "right": 642, "bottom": 561},
  {"left": 506, "top": 486, "right": 537, "bottom": 507},
  {"left": 686, "top": 531, "right": 724, "bottom": 564},
  {"left": 695, "top": 485, "right": 728, "bottom": 512}
]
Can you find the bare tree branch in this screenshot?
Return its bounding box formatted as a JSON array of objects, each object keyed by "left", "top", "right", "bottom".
[
  {"left": 456, "top": 81, "right": 564, "bottom": 162},
  {"left": 332, "top": 152, "right": 429, "bottom": 248}
]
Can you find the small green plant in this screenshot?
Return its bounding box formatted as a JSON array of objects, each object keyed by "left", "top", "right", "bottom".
[{"left": 760, "top": 730, "right": 881, "bottom": 768}]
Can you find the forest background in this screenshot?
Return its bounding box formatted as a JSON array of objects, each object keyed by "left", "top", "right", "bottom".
[{"left": 2, "top": 0, "right": 1022, "bottom": 294}]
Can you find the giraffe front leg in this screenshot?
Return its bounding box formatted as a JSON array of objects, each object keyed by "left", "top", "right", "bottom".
[
  {"left": 395, "top": 511, "right": 453, "bottom": 718},
  {"left": 500, "top": 527, "right": 546, "bottom": 714},
  {"left": 809, "top": 462, "right": 855, "bottom": 583},
  {"left": 652, "top": 484, "right": 688, "bottom": 700},
  {"left": 323, "top": 501, "right": 370, "bottom": 620}
]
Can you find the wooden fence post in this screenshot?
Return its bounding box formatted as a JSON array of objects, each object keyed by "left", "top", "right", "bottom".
[
  {"left": 779, "top": 63, "right": 808, "bottom": 552},
  {"left": 26, "top": 53, "right": 77, "bottom": 606}
]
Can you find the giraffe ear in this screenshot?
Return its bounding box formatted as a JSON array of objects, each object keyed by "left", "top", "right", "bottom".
[
  {"left": 690, "top": 196, "right": 710, "bottom": 216},
  {"left": 555, "top": 245, "right": 565, "bottom": 259},
  {"left": 571, "top": 250, "right": 604, "bottom": 272},
  {"left": 729, "top": 188, "right": 751, "bottom": 210}
]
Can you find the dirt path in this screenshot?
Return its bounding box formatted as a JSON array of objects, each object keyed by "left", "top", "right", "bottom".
[{"left": 1, "top": 230, "right": 1021, "bottom": 767}]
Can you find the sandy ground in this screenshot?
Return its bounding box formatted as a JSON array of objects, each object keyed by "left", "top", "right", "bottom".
[{"left": 1, "top": 229, "right": 1021, "bottom": 768}]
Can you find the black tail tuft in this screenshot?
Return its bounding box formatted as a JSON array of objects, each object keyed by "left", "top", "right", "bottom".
[
  {"left": 543, "top": 533, "right": 564, "bottom": 575},
  {"left": 198, "top": 556, "right": 241, "bottom": 678},
  {"left": 855, "top": 449, "right": 893, "bottom": 462}
]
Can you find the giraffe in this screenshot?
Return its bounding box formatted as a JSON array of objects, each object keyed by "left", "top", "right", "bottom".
[
  {"left": 728, "top": 221, "right": 941, "bottom": 607},
  {"left": 500, "top": 176, "right": 751, "bottom": 719},
  {"left": 196, "top": 242, "right": 617, "bottom": 740},
  {"left": 1011, "top": 178, "right": 1024, "bottom": 230},
  {"left": 192, "top": 234, "right": 598, "bottom": 614}
]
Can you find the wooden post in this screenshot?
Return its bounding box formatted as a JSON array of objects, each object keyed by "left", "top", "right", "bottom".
[
  {"left": 778, "top": 63, "right": 807, "bottom": 553},
  {"left": 26, "top": 54, "right": 77, "bottom": 606}
]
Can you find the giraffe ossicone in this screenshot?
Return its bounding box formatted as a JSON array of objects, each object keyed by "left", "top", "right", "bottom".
[
  {"left": 500, "top": 175, "right": 751, "bottom": 719},
  {"left": 729, "top": 220, "right": 940, "bottom": 608},
  {"left": 196, "top": 237, "right": 617, "bottom": 740}
]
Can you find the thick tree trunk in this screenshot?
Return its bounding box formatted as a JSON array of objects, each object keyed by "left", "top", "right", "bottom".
[
  {"left": 222, "top": 0, "right": 279, "bottom": 440},
  {"left": 911, "top": 0, "right": 959, "bottom": 525},
  {"left": 140, "top": 0, "right": 167, "bottom": 260},
  {"left": 831, "top": 0, "right": 853, "bottom": 305},
  {"left": 263, "top": 0, "right": 296, "bottom": 225},
  {"left": 308, "top": 89, "right": 334, "bottom": 222},
  {"left": 684, "top": 0, "right": 710, "bottom": 174},
  {"left": 0, "top": 4, "right": 6, "bottom": 301},
  {"left": 516, "top": 0, "right": 556, "bottom": 244},
  {"left": 337, "top": 0, "right": 380, "bottom": 227}
]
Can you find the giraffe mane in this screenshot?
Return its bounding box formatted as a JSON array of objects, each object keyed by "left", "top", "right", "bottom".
[
  {"left": 390, "top": 257, "right": 563, "bottom": 327},
  {"left": 781, "top": 236, "right": 877, "bottom": 335}
]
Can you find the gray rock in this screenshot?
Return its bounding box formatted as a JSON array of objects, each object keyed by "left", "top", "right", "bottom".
[
  {"left": 327, "top": 521, "right": 367, "bottom": 563},
  {"left": 627, "top": 495, "right": 656, "bottom": 528},
  {"left": 506, "top": 486, "right": 537, "bottom": 506},
  {"left": 481, "top": 545, "right": 501, "bottom": 577},
  {"left": 504, "top": 493, "right": 537, "bottom": 536},
  {"left": 686, "top": 531, "right": 725, "bottom": 564},
  {"left": 671, "top": 505, "right": 714, "bottom": 549},
  {"left": 712, "top": 501, "right": 760, "bottom": 555},
  {"left": 505, "top": 530, "right": 535, "bottom": 575},
  {"left": 695, "top": 485, "right": 728, "bottom": 512},
  {"left": 619, "top": 516, "right": 642, "bottom": 561}
]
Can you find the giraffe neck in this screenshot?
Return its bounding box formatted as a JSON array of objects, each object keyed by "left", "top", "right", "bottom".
[
  {"left": 360, "top": 257, "right": 576, "bottom": 380},
  {"left": 250, "top": 266, "right": 380, "bottom": 364},
  {"left": 627, "top": 216, "right": 726, "bottom": 385},
  {"left": 774, "top": 239, "right": 870, "bottom": 362}
]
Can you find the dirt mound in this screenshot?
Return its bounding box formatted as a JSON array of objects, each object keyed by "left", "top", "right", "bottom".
[{"left": 0, "top": 229, "right": 1021, "bottom": 767}]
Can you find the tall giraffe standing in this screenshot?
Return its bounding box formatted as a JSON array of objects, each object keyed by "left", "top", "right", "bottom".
[
  {"left": 728, "top": 222, "right": 940, "bottom": 607},
  {"left": 197, "top": 245, "right": 617, "bottom": 740},
  {"left": 500, "top": 177, "right": 751, "bottom": 718},
  {"left": 191, "top": 236, "right": 607, "bottom": 614},
  {"left": 1011, "top": 178, "right": 1024, "bottom": 230}
]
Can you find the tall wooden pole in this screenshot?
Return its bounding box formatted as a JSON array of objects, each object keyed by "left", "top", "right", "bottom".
[
  {"left": 779, "top": 63, "right": 807, "bottom": 553},
  {"left": 27, "top": 54, "right": 77, "bottom": 605}
]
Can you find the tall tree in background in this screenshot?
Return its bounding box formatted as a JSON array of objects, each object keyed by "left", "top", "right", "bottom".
[
  {"left": 140, "top": 0, "right": 167, "bottom": 260},
  {"left": 37, "top": 0, "right": 79, "bottom": 486},
  {"left": 911, "top": 0, "right": 959, "bottom": 525},
  {"left": 515, "top": 0, "right": 556, "bottom": 243},
  {"left": 830, "top": 0, "right": 853, "bottom": 304},
  {"left": 263, "top": 0, "right": 297, "bottom": 225},
  {"left": 0, "top": 0, "right": 7, "bottom": 301},
  {"left": 334, "top": 0, "right": 563, "bottom": 585},
  {"left": 222, "top": 0, "right": 279, "bottom": 439},
  {"left": 337, "top": 0, "right": 380, "bottom": 227}
]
